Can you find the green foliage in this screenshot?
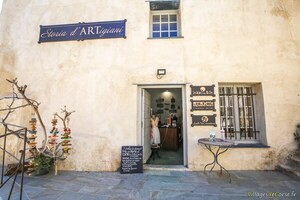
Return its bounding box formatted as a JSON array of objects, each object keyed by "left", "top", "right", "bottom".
[{"left": 33, "top": 153, "right": 53, "bottom": 175}]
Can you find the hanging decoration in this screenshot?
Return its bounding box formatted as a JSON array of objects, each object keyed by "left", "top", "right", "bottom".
[
  {"left": 61, "top": 118, "right": 72, "bottom": 156},
  {"left": 25, "top": 112, "right": 38, "bottom": 175},
  {"left": 45, "top": 106, "right": 74, "bottom": 175},
  {"left": 48, "top": 115, "right": 59, "bottom": 147},
  {"left": 26, "top": 107, "right": 74, "bottom": 176},
  {"left": 0, "top": 78, "right": 75, "bottom": 176}
]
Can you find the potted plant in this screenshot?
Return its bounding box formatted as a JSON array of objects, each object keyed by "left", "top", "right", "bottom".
[{"left": 33, "top": 153, "right": 53, "bottom": 176}]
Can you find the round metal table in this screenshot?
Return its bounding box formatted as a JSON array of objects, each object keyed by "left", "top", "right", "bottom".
[{"left": 198, "top": 138, "right": 234, "bottom": 182}]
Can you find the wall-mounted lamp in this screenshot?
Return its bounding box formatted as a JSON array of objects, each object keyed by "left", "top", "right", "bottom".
[{"left": 156, "top": 69, "right": 166, "bottom": 79}]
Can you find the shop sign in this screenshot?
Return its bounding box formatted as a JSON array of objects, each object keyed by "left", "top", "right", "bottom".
[
  {"left": 38, "top": 20, "right": 126, "bottom": 43},
  {"left": 191, "top": 114, "right": 217, "bottom": 127},
  {"left": 190, "top": 85, "right": 215, "bottom": 97},
  {"left": 121, "top": 146, "right": 143, "bottom": 174},
  {"left": 191, "top": 99, "right": 216, "bottom": 111}
]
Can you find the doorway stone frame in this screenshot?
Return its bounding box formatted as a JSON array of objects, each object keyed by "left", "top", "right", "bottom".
[{"left": 137, "top": 84, "right": 188, "bottom": 167}]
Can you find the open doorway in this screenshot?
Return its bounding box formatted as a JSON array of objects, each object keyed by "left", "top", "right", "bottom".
[{"left": 140, "top": 86, "right": 186, "bottom": 166}]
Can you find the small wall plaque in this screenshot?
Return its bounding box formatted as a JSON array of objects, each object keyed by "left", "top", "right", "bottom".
[
  {"left": 191, "top": 114, "right": 217, "bottom": 127},
  {"left": 157, "top": 103, "right": 164, "bottom": 108},
  {"left": 190, "top": 99, "right": 216, "bottom": 111},
  {"left": 156, "top": 110, "right": 163, "bottom": 114},
  {"left": 190, "top": 85, "right": 215, "bottom": 97}
]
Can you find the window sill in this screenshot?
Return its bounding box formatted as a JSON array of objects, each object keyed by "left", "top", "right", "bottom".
[
  {"left": 231, "top": 143, "right": 270, "bottom": 148},
  {"left": 147, "top": 36, "right": 184, "bottom": 40}
]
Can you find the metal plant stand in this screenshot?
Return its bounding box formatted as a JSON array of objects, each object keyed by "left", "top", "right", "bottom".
[
  {"left": 0, "top": 122, "right": 27, "bottom": 200},
  {"left": 198, "top": 138, "right": 234, "bottom": 183}
]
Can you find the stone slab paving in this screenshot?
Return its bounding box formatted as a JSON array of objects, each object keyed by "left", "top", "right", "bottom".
[{"left": 0, "top": 170, "right": 299, "bottom": 200}]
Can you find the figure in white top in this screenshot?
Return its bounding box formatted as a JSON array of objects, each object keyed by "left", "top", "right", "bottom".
[{"left": 150, "top": 115, "right": 161, "bottom": 145}]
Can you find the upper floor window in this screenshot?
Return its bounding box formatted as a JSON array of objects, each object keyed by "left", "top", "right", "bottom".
[
  {"left": 148, "top": 0, "right": 181, "bottom": 39},
  {"left": 151, "top": 11, "right": 178, "bottom": 38}
]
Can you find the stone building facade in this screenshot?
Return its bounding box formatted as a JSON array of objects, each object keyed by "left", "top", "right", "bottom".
[{"left": 0, "top": 0, "right": 299, "bottom": 171}]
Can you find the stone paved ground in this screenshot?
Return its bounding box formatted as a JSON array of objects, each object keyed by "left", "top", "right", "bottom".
[{"left": 0, "top": 170, "right": 299, "bottom": 200}]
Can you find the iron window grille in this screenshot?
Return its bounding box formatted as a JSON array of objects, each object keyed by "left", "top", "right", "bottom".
[{"left": 219, "top": 86, "right": 259, "bottom": 142}]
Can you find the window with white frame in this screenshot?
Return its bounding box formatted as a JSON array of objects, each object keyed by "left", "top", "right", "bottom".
[
  {"left": 219, "top": 85, "right": 260, "bottom": 142},
  {"left": 151, "top": 11, "right": 179, "bottom": 38}
]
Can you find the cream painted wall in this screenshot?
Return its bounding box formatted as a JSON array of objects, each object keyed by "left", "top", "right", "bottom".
[{"left": 0, "top": 0, "right": 299, "bottom": 171}]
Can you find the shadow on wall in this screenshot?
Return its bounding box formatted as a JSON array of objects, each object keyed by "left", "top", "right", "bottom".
[{"left": 276, "top": 124, "right": 300, "bottom": 164}]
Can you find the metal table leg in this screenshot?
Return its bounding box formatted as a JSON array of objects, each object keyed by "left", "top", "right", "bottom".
[
  {"left": 203, "top": 145, "right": 216, "bottom": 174},
  {"left": 203, "top": 144, "right": 232, "bottom": 183}
]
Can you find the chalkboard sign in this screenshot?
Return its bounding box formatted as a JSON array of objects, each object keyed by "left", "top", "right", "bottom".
[
  {"left": 190, "top": 85, "right": 215, "bottom": 97},
  {"left": 121, "top": 146, "right": 143, "bottom": 174},
  {"left": 191, "top": 114, "right": 217, "bottom": 127}
]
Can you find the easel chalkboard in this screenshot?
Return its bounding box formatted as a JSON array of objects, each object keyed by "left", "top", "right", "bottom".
[{"left": 121, "top": 146, "right": 143, "bottom": 174}]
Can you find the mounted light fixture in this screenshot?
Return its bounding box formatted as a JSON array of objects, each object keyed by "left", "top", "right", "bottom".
[{"left": 156, "top": 69, "right": 166, "bottom": 79}]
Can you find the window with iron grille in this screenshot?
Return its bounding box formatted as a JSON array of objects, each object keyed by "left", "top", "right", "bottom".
[
  {"left": 219, "top": 86, "right": 259, "bottom": 142},
  {"left": 151, "top": 11, "right": 179, "bottom": 38}
]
